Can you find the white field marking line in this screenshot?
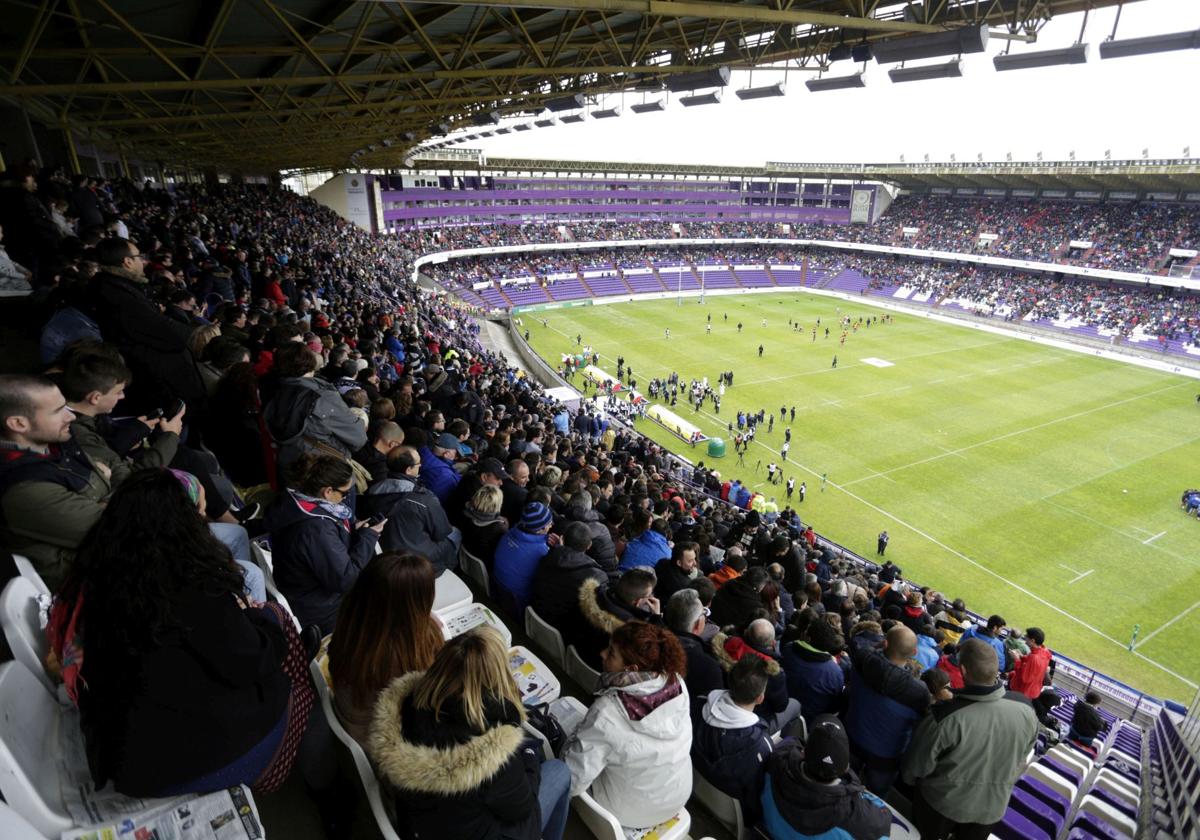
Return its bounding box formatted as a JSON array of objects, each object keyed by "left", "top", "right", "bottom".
[
  {"left": 1059, "top": 563, "right": 1085, "bottom": 576},
  {"left": 1142, "top": 531, "right": 1168, "bottom": 545},
  {"left": 1040, "top": 432, "right": 1200, "bottom": 503},
  {"left": 1069, "top": 570, "right": 1095, "bottom": 585},
  {"left": 936, "top": 445, "right": 968, "bottom": 460},
  {"left": 841, "top": 380, "right": 1191, "bottom": 488},
  {"left": 1041, "top": 499, "right": 1196, "bottom": 567},
  {"left": 537, "top": 320, "right": 1200, "bottom": 690},
  {"left": 1127, "top": 525, "right": 1157, "bottom": 537},
  {"left": 1134, "top": 598, "right": 1200, "bottom": 649}
]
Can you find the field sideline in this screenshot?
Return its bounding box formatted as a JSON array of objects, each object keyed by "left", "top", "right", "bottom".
[{"left": 522, "top": 291, "right": 1200, "bottom": 701}]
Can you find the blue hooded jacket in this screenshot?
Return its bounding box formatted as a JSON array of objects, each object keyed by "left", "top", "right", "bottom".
[
  {"left": 618, "top": 527, "right": 671, "bottom": 570},
  {"left": 493, "top": 527, "right": 550, "bottom": 613}
]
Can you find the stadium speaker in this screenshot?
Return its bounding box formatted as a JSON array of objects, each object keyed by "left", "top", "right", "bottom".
[
  {"left": 591, "top": 106, "right": 621, "bottom": 118},
  {"left": 534, "top": 118, "right": 557, "bottom": 127},
  {"left": 471, "top": 110, "right": 500, "bottom": 126},
  {"left": 633, "top": 77, "right": 665, "bottom": 91},
  {"left": 735, "top": 82, "right": 786, "bottom": 100},
  {"left": 828, "top": 44, "right": 853, "bottom": 62},
  {"left": 477, "top": 131, "right": 493, "bottom": 137},
  {"left": 545, "top": 93, "right": 585, "bottom": 112},
  {"left": 513, "top": 123, "right": 533, "bottom": 131},
  {"left": 679, "top": 90, "right": 722, "bottom": 107},
  {"left": 559, "top": 112, "right": 585, "bottom": 123},
  {"left": 630, "top": 99, "right": 666, "bottom": 113},
  {"left": 888, "top": 59, "right": 963, "bottom": 83},
  {"left": 872, "top": 24, "right": 988, "bottom": 63},
  {"left": 851, "top": 43, "right": 874, "bottom": 62},
  {"left": 435, "top": 122, "right": 451, "bottom": 135},
  {"left": 805, "top": 72, "right": 866, "bottom": 92},
  {"left": 1099, "top": 28, "right": 1200, "bottom": 59},
  {"left": 993, "top": 43, "right": 1088, "bottom": 71},
  {"left": 665, "top": 65, "right": 731, "bottom": 92},
  {"left": 494, "top": 127, "right": 512, "bottom": 135},
  {"left": 401, "top": 132, "right": 416, "bottom": 142}
]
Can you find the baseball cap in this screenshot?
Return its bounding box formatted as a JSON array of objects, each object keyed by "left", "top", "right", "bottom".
[
  {"left": 435, "top": 432, "right": 460, "bottom": 451},
  {"left": 479, "top": 457, "right": 508, "bottom": 479},
  {"left": 804, "top": 715, "right": 850, "bottom": 782}
]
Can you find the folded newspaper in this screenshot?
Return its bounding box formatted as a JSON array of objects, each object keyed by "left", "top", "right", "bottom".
[{"left": 57, "top": 705, "right": 265, "bottom": 839}]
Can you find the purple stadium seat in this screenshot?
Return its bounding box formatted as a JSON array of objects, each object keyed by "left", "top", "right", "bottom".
[
  {"left": 1039, "top": 755, "right": 1083, "bottom": 787},
  {"left": 993, "top": 806, "right": 1052, "bottom": 840},
  {"left": 1068, "top": 810, "right": 1133, "bottom": 839},
  {"left": 1087, "top": 786, "right": 1137, "bottom": 819},
  {"left": 1010, "top": 787, "right": 1065, "bottom": 838},
  {"left": 1016, "top": 775, "right": 1070, "bottom": 816}
]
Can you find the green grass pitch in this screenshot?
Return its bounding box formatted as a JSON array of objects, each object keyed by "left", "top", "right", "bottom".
[{"left": 522, "top": 291, "right": 1200, "bottom": 701}]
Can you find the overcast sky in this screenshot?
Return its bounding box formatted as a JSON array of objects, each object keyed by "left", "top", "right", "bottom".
[{"left": 470, "top": 0, "right": 1199, "bottom": 166}]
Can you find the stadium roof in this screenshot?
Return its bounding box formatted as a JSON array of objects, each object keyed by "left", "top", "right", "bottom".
[
  {"left": 0, "top": 0, "right": 1146, "bottom": 172},
  {"left": 404, "top": 152, "right": 1200, "bottom": 193}
]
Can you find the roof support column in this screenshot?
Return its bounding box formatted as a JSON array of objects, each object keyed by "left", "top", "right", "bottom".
[{"left": 63, "top": 127, "right": 81, "bottom": 174}]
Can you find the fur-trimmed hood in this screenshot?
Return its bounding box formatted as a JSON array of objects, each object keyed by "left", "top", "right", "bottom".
[
  {"left": 578, "top": 576, "right": 625, "bottom": 635},
  {"left": 712, "top": 632, "right": 782, "bottom": 676},
  {"left": 368, "top": 671, "right": 526, "bottom": 796}
]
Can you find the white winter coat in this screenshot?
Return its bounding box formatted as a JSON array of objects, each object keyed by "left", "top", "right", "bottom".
[{"left": 563, "top": 673, "right": 693, "bottom": 829}]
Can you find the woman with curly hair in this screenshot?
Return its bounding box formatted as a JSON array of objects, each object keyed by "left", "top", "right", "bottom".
[
  {"left": 563, "top": 621, "right": 693, "bottom": 829},
  {"left": 48, "top": 469, "right": 312, "bottom": 797}
]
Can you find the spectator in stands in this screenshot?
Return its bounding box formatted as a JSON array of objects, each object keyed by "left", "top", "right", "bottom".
[
  {"left": 500, "top": 457, "right": 530, "bottom": 525},
  {"left": 655, "top": 540, "right": 701, "bottom": 603},
  {"left": 327, "top": 552, "right": 443, "bottom": 748},
  {"left": 575, "top": 567, "right": 662, "bottom": 668},
  {"left": 264, "top": 453, "right": 384, "bottom": 634},
  {"left": 362, "top": 445, "right": 460, "bottom": 574},
  {"left": 0, "top": 373, "right": 114, "bottom": 589},
  {"left": 664, "top": 588, "right": 725, "bottom": 710},
  {"left": 1068, "top": 691, "right": 1108, "bottom": 747},
  {"left": 0, "top": 223, "right": 33, "bottom": 292},
  {"left": 565, "top": 489, "right": 617, "bottom": 571},
  {"left": 420, "top": 431, "right": 462, "bottom": 505},
  {"left": 845, "top": 625, "right": 931, "bottom": 795},
  {"left": 263, "top": 343, "right": 367, "bottom": 473},
  {"left": 460, "top": 484, "right": 509, "bottom": 563},
  {"left": 693, "top": 655, "right": 775, "bottom": 825},
  {"left": 531, "top": 519, "right": 607, "bottom": 631},
  {"left": 493, "top": 501, "right": 557, "bottom": 615},
  {"left": 902, "top": 638, "right": 1039, "bottom": 840},
  {"left": 564, "top": 621, "right": 692, "bottom": 830},
  {"left": 86, "top": 237, "right": 206, "bottom": 415},
  {"left": 446, "top": 456, "right": 508, "bottom": 527},
  {"left": 781, "top": 612, "right": 846, "bottom": 723},
  {"left": 708, "top": 547, "right": 746, "bottom": 589},
  {"left": 960, "top": 615, "right": 1009, "bottom": 672},
  {"left": 710, "top": 565, "right": 771, "bottom": 630},
  {"left": 936, "top": 643, "right": 965, "bottom": 689},
  {"left": 714, "top": 618, "right": 802, "bottom": 735},
  {"left": 760, "top": 715, "right": 892, "bottom": 840},
  {"left": 1008, "top": 626, "right": 1052, "bottom": 700},
  {"left": 369, "top": 627, "right": 571, "bottom": 840},
  {"left": 933, "top": 598, "right": 970, "bottom": 645},
  {"left": 48, "top": 469, "right": 307, "bottom": 797},
  {"left": 354, "top": 419, "right": 404, "bottom": 484},
  {"left": 620, "top": 507, "right": 672, "bottom": 570}
]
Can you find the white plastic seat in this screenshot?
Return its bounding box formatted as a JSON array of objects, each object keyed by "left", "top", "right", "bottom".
[
  {"left": 565, "top": 645, "right": 601, "bottom": 694},
  {"left": 459, "top": 546, "right": 491, "bottom": 596},
  {"left": 0, "top": 661, "right": 73, "bottom": 837},
  {"left": 10, "top": 555, "right": 49, "bottom": 598},
  {"left": 1048, "top": 744, "right": 1092, "bottom": 776},
  {"left": 571, "top": 790, "right": 690, "bottom": 840},
  {"left": 1026, "top": 762, "right": 1078, "bottom": 804},
  {"left": 308, "top": 661, "right": 401, "bottom": 840},
  {"left": 1078, "top": 793, "right": 1137, "bottom": 836},
  {"left": 0, "top": 577, "right": 54, "bottom": 695},
  {"left": 252, "top": 543, "right": 301, "bottom": 632},
  {"left": 884, "top": 799, "right": 921, "bottom": 839},
  {"left": 0, "top": 800, "right": 45, "bottom": 840},
  {"left": 432, "top": 570, "right": 473, "bottom": 616},
  {"left": 691, "top": 767, "right": 744, "bottom": 839},
  {"left": 525, "top": 606, "right": 566, "bottom": 667},
  {"left": 1093, "top": 767, "right": 1140, "bottom": 803}
]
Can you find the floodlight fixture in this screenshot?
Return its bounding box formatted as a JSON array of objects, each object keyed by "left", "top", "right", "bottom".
[
  {"left": 679, "top": 90, "right": 722, "bottom": 107},
  {"left": 471, "top": 110, "right": 501, "bottom": 125},
  {"left": 546, "top": 93, "right": 585, "bottom": 112},
  {"left": 559, "top": 112, "right": 585, "bottom": 123},
  {"left": 534, "top": 117, "right": 557, "bottom": 127},
  {"left": 630, "top": 99, "right": 666, "bottom": 113},
  {"left": 1098, "top": 28, "right": 1200, "bottom": 59},
  {"left": 805, "top": 72, "right": 866, "bottom": 92},
  {"left": 873, "top": 24, "right": 987, "bottom": 63},
  {"left": 665, "top": 65, "right": 730, "bottom": 92},
  {"left": 634, "top": 77, "right": 665, "bottom": 91},
  {"left": 888, "top": 58, "right": 963, "bottom": 83},
  {"left": 993, "top": 43, "right": 1088, "bottom": 71},
  {"left": 735, "top": 82, "right": 786, "bottom": 100},
  {"left": 591, "top": 106, "right": 621, "bottom": 119},
  {"left": 401, "top": 132, "right": 416, "bottom": 142},
  {"left": 434, "top": 122, "right": 451, "bottom": 135}
]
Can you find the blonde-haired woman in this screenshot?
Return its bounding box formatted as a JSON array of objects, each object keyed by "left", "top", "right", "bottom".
[
  {"left": 369, "top": 627, "right": 570, "bottom": 840},
  {"left": 461, "top": 484, "right": 508, "bottom": 562}
]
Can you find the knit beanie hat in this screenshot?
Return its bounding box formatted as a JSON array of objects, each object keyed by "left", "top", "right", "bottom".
[
  {"left": 805, "top": 715, "right": 850, "bottom": 782},
  {"left": 170, "top": 469, "right": 202, "bottom": 508},
  {"left": 519, "top": 502, "right": 553, "bottom": 533}
]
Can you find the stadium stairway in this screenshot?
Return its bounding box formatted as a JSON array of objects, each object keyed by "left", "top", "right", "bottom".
[
  {"left": 576, "top": 270, "right": 596, "bottom": 297},
  {"left": 494, "top": 281, "right": 514, "bottom": 307},
  {"left": 764, "top": 265, "right": 780, "bottom": 286},
  {"left": 647, "top": 262, "right": 669, "bottom": 291}
]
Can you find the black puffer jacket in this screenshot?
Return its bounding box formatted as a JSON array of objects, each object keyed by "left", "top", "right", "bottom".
[
  {"left": 761, "top": 740, "right": 892, "bottom": 840},
  {"left": 361, "top": 473, "right": 457, "bottom": 574},
  {"left": 369, "top": 673, "right": 542, "bottom": 840}
]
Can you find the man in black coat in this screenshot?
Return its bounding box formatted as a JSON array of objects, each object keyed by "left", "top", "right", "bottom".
[
  {"left": 360, "top": 445, "right": 460, "bottom": 574},
  {"left": 654, "top": 540, "right": 702, "bottom": 604},
  {"left": 663, "top": 588, "right": 724, "bottom": 716},
  {"left": 564, "top": 490, "right": 617, "bottom": 572},
  {"left": 86, "top": 238, "right": 205, "bottom": 415},
  {"left": 709, "top": 566, "right": 770, "bottom": 631},
  {"left": 572, "top": 567, "right": 661, "bottom": 668},
  {"left": 530, "top": 522, "right": 607, "bottom": 639}
]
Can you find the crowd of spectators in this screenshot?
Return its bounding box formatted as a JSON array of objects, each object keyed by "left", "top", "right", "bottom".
[{"left": 0, "top": 165, "right": 1126, "bottom": 839}]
